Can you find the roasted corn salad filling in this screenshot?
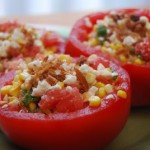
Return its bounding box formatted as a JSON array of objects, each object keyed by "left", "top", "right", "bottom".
[
  {"left": 0, "top": 54, "right": 127, "bottom": 113},
  {"left": 0, "top": 21, "right": 64, "bottom": 72},
  {"left": 84, "top": 12, "right": 150, "bottom": 64}
]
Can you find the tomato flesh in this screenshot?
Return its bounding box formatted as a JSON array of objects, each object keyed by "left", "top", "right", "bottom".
[{"left": 39, "top": 87, "right": 83, "bottom": 112}]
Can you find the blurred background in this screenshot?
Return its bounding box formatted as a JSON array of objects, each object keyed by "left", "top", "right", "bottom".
[{"left": 0, "top": 0, "right": 149, "bottom": 16}]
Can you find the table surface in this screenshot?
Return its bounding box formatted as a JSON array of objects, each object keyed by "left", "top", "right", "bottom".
[{"left": 0, "top": 12, "right": 150, "bottom": 150}]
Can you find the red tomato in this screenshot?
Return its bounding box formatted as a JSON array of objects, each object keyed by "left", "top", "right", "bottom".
[
  {"left": 65, "top": 8, "right": 150, "bottom": 106},
  {"left": 39, "top": 87, "right": 84, "bottom": 112},
  {"left": 0, "top": 57, "right": 130, "bottom": 150},
  {"left": 42, "top": 32, "right": 65, "bottom": 53}
]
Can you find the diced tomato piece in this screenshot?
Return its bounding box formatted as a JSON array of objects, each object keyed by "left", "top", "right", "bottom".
[
  {"left": 39, "top": 87, "right": 83, "bottom": 112},
  {"left": 135, "top": 37, "right": 150, "bottom": 61}
]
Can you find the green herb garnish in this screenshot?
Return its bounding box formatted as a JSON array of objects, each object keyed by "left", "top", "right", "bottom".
[
  {"left": 21, "top": 90, "right": 40, "bottom": 106},
  {"left": 97, "top": 26, "right": 107, "bottom": 38}
]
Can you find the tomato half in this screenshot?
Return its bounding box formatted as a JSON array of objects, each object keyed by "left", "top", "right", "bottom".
[
  {"left": 65, "top": 8, "right": 150, "bottom": 106},
  {"left": 0, "top": 57, "right": 130, "bottom": 150}
]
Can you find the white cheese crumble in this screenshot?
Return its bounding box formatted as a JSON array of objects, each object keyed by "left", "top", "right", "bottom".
[
  {"left": 123, "top": 36, "right": 136, "bottom": 46},
  {"left": 32, "top": 80, "right": 51, "bottom": 96},
  {"left": 88, "top": 86, "right": 98, "bottom": 96},
  {"left": 79, "top": 64, "right": 93, "bottom": 73},
  {"left": 66, "top": 86, "right": 73, "bottom": 92},
  {"left": 28, "top": 59, "right": 42, "bottom": 70},
  {"left": 64, "top": 74, "right": 77, "bottom": 84},
  {"left": 0, "top": 40, "right": 10, "bottom": 57},
  {"left": 140, "top": 16, "right": 148, "bottom": 22}
]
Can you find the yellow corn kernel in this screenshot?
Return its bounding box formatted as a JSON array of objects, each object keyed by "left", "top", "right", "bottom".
[
  {"left": 25, "top": 57, "right": 32, "bottom": 63},
  {"left": 85, "top": 73, "right": 96, "bottom": 85},
  {"left": 17, "top": 38, "right": 25, "bottom": 44},
  {"left": 101, "top": 47, "right": 108, "bottom": 53},
  {"left": 8, "top": 96, "right": 18, "bottom": 102},
  {"left": 82, "top": 92, "right": 91, "bottom": 102},
  {"left": 119, "top": 55, "right": 127, "bottom": 63},
  {"left": 8, "top": 84, "right": 21, "bottom": 97},
  {"left": 57, "top": 82, "right": 64, "bottom": 88},
  {"left": 95, "top": 82, "right": 105, "bottom": 88},
  {"left": 8, "top": 99, "right": 19, "bottom": 105},
  {"left": 89, "top": 38, "right": 98, "bottom": 46},
  {"left": 89, "top": 96, "right": 101, "bottom": 107},
  {"left": 104, "top": 84, "right": 113, "bottom": 94},
  {"left": 98, "top": 87, "right": 107, "bottom": 98},
  {"left": 44, "top": 50, "right": 54, "bottom": 56},
  {"left": 111, "top": 43, "right": 123, "bottom": 50},
  {"left": 59, "top": 54, "right": 72, "bottom": 62},
  {"left": 1, "top": 85, "right": 12, "bottom": 95},
  {"left": 117, "top": 90, "right": 127, "bottom": 99},
  {"left": 134, "top": 58, "right": 144, "bottom": 65},
  {"left": 29, "top": 103, "right": 37, "bottom": 112},
  {"left": 13, "top": 75, "right": 20, "bottom": 82}
]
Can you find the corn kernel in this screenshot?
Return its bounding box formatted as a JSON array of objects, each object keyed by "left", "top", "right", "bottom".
[
  {"left": 134, "top": 58, "right": 144, "bottom": 65},
  {"left": 105, "top": 84, "right": 113, "bottom": 94},
  {"left": 57, "top": 82, "right": 64, "bottom": 88},
  {"left": 119, "top": 55, "right": 127, "bottom": 62},
  {"left": 85, "top": 73, "right": 96, "bottom": 85},
  {"left": 117, "top": 90, "right": 127, "bottom": 99},
  {"left": 102, "top": 47, "right": 108, "bottom": 53},
  {"left": 29, "top": 103, "right": 37, "bottom": 112},
  {"left": 59, "top": 54, "right": 72, "bottom": 62},
  {"left": 89, "top": 96, "right": 101, "bottom": 107},
  {"left": 17, "top": 38, "right": 25, "bottom": 44},
  {"left": 45, "top": 50, "right": 54, "bottom": 56},
  {"left": 8, "top": 96, "right": 18, "bottom": 102},
  {"left": 89, "top": 38, "right": 98, "bottom": 46},
  {"left": 98, "top": 87, "right": 107, "bottom": 98},
  {"left": 95, "top": 82, "right": 105, "bottom": 88},
  {"left": 8, "top": 84, "right": 21, "bottom": 97},
  {"left": 8, "top": 99, "right": 19, "bottom": 105},
  {"left": 1, "top": 85, "right": 12, "bottom": 95},
  {"left": 82, "top": 92, "right": 91, "bottom": 102}
]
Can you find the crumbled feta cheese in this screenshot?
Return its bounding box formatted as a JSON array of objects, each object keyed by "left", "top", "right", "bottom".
[
  {"left": 61, "top": 62, "right": 75, "bottom": 71},
  {"left": 10, "top": 41, "right": 20, "bottom": 48},
  {"left": 97, "top": 69, "right": 112, "bottom": 79},
  {"left": 104, "top": 16, "right": 115, "bottom": 26},
  {"left": 19, "top": 61, "right": 28, "bottom": 70},
  {"left": 66, "top": 86, "right": 73, "bottom": 92},
  {"left": 64, "top": 74, "right": 77, "bottom": 84},
  {"left": 84, "top": 17, "right": 92, "bottom": 28},
  {"left": 11, "top": 28, "right": 25, "bottom": 41},
  {"left": 123, "top": 36, "right": 136, "bottom": 46},
  {"left": 97, "top": 63, "right": 105, "bottom": 70},
  {"left": 55, "top": 69, "right": 61, "bottom": 75},
  {"left": 87, "top": 54, "right": 98, "bottom": 62},
  {"left": 79, "top": 64, "right": 93, "bottom": 73},
  {"left": 109, "top": 32, "right": 120, "bottom": 43},
  {"left": 96, "top": 20, "right": 104, "bottom": 26},
  {"left": 21, "top": 75, "right": 32, "bottom": 89},
  {"left": 32, "top": 80, "right": 51, "bottom": 96},
  {"left": 0, "top": 32, "right": 9, "bottom": 39},
  {"left": 28, "top": 59, "right": 42, "bottom": 69},
  {"left": 0, "top": 40, "right": 10, "bottom": 57},
  {"left": 88, "top": 86, "right": 98, "bottom": 96},
  {"left": 34, "top": 39, "right": 43, "bottom": 47},
  {"left": 140, "top": 16, "right": 148, "bottom": 22},
  {"left": 48, "top": 55, "right": 54, "bottom": 61},
  {"left": 20, "top": 69, "right": 30, "bottom": 79},
  {"left": 105, "top": 84, "right": 113, "bottom": 94}
]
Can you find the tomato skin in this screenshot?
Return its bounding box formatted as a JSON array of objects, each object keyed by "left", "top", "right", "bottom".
[
  {"left": 123, "top": 63, "right": 150, "bottom": 106},
  {"left": 0, "top": 58, "right": 130, "bottom": 150},
  {"left": 66, "top": 8, "right": 150, "bottom": 106}
]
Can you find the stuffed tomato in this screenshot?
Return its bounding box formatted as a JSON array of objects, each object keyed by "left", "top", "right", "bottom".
[
  {"left": 66, "top": 8, "right": 150, "bottom": 106},
  {"left": 0, "top": 21, "right": 65, "bottom": 72},
  {"left": 0, "top": 54, "right": 130, "bottom": 150}
]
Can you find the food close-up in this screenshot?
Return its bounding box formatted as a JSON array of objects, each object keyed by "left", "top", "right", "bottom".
[
  {"left": 66, "top": 8, "right": 150, "bottom": 106},
  {"left": 0, "top": 4, "right": 149, "bottom": 150},
  {"left": 0, "top": 53, "right": 130, "bottom": 149}
]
